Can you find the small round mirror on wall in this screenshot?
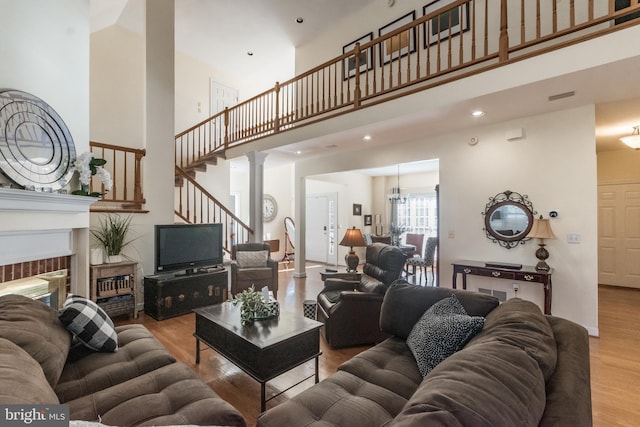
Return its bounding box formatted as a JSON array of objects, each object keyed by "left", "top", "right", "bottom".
[{"left": 482, "top": 190, "right": 536, "bottom": 249}]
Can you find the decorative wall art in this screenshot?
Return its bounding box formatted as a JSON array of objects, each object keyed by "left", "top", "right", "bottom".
[
  {"left": 364, "top": 214, "right": 372, "bottom": 226},
  {"left": 343, "top": 32, "right": 374, "bottom": 80},
  {"left": 353, "top": 204, "right": 362, "bottom": 216},
  {"left": 423, "top": 0, "right": 470, "bottom": 48},
  {"left": 378, "top": 11, "right": 417, "bottom": 65},
  {"left": 0, "top": 89, "right": 76, "bottom": 191}
]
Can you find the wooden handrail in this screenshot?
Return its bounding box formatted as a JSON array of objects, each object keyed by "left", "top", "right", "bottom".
[
  {"left": 90, "top": 141, "right": 146, "bottom": 213},
  {"left": 170, "top": 1, "right": 640, "bottom": 240},
  {"left": 174, "top": 166, "right": 253, "bottom": 254},
  {"left": 174, "top": 0, "right": 640, "bottom": 168}
]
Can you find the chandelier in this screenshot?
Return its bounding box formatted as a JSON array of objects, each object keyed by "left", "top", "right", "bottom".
[
  {"left": 620, "top": 126, "right": 640, "bottom": 150},
  {"left": 388, "top": 165, "right": 407, "bottom": 204}
]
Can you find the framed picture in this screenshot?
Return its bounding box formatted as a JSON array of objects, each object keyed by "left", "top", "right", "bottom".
[
  {"left": 423, "top": 0, "right": 470, "bottom": 48},
  {"left": 353, "top": 204, "right": 362, "bottom": 216},
  {"left": 364, "top": 214, "right": 372, "bottom": 226},
  {"left": 343, "top": 32, "right": 374, "bottom": 80},
  {"left": 378, "top": 11, "right": 417, "bottom": 66}
]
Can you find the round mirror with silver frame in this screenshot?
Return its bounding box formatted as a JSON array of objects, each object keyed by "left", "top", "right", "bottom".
[
  {"left": 482, "top": 190, "right": 536, "bottom": 249},
  {"left": 0, "top": 90, "right": 76, "bottom": 191}
]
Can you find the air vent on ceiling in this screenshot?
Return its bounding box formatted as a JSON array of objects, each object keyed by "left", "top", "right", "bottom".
[{"left": 548, "top": 91, "right": 575, "bottom": 101}]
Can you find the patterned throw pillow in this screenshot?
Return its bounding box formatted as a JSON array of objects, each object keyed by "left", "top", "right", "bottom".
[
  {"left": 236, "top": 250, "right": 268, "bottom": 268},
  {"left": 407, "top": 294, "right": 484, "bottom": 377},
  {"left": 58, "top": 294, "right": 118, "bottom": 352}
]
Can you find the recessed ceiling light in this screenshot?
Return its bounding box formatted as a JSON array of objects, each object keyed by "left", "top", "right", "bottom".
[
  {"left": 295, "top": 150, "right": 302, "bottom": 155},
  {"left": 363, "top": 135, "right": 372, "bottom": 141},
  {"left": 295, "top": 17, "right": 304, "bottom": 24},
  {"left": 324, "top": 144, "right": 338, "bottom": 149},
  {"left": 471, "top": 110, "right": 485, "bottom": 117},
  {"left": 247, "top": 51, "right": 253, "bottom": 56}
]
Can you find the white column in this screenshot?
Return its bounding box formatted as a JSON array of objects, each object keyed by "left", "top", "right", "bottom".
[
  {"left": 246, "top": 151, "right": 268, "bottom": 243},
  {"left": 143, "top": 0, "right": 175, "bottom": 276},
  {"left": 294, "top": 174, "right": 306, "bottom": 278}
]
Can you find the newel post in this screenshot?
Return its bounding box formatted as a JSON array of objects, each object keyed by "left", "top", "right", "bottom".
[
  {"left": 134, "top": 149, "right": 145, "bottom": 210},
  {"left": 499, "top": 0, "right": 509, "bottom": 62},
  {"left": 274, "top": 81, "right": 281, "bottom": 133},
  {"left": 354, "top": 43, "right": 361, "bottom": 108},
  {"left": 223, "top": 107, "right": 230, "bottom": 149}
]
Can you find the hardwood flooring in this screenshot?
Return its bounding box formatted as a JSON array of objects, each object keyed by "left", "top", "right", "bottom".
[{"left": 117, "top": 266, "right": 639, "bottom": 427}]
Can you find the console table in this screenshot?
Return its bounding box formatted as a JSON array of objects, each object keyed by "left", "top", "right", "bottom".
[{"left": 452, "top": 260, "right": 553, "bottom": 314}]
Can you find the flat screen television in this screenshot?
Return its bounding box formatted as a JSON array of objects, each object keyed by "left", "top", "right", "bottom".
[{"left": 154, "top": 223, "right": 223, "bottom": 274}]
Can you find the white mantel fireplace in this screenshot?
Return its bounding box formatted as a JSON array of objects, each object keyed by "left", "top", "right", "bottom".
[{"left": 0, "top": 187, "right": 97, "bottom": 297}]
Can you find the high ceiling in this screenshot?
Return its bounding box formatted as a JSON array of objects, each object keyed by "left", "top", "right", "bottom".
[
  {"left": 90, "top": 0, "right": 640, "bottom": 176},
  {"left": 90, "top": 0, "right": 375, "bottom": 94}
]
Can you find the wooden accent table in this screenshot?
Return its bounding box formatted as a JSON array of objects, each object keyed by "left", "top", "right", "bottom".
[
  {"left": 194, "top": 302, "right": 322, "bottom": 412},
  {"left": 452, "top": 260, "right": 553, "bottom": 314},
  {"left": 90, "top": 260, "right": 138, "bottom": 318}
]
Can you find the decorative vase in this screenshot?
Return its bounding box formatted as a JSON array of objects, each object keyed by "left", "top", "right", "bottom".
[
  {"left": 81, "top": 183, "right": 89, "bottom": 195},
  {"left": 106, "top": 254, "right": 123, "bottom": 263},
  {"left": 90, "top": 248, "right": 104, "bottom": 265}
]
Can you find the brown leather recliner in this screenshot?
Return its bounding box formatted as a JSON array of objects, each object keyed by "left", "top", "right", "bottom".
[
  {"left": 317, "top": 243, "right": 406, "bottom": 348},
  {"left": 230, "top": 243, "right": 279, "bottom": 298}
]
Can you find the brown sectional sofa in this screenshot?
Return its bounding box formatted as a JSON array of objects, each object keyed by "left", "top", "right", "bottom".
[
  {"left": 257, "top": 282, "right": 592, "bottom": 427},
  {"left": 0, "top": 294, "right": 246, "bottom": 426}
]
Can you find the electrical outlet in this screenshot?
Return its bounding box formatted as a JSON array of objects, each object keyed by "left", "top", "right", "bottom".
[{"left": 448, "top": 230, "right": 455, "bottom": 239}]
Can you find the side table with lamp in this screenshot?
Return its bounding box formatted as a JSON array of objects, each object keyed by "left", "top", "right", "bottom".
[{"left": 339, "top": 226, "right": 367, "bottom": 272}]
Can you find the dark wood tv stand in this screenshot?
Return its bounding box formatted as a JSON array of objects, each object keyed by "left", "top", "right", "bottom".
[{"left": 143, "top": 269, "right": 227, "bottom": 320}]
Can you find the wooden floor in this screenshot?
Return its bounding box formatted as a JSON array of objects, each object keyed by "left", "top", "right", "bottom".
[{"left": 118, "top": 266, "right": 639, "bottom": 427}]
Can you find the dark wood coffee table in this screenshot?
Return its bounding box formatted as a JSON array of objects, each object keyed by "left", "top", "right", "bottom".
[{"left": 194, "top": 302, "right": 322, "bottom": 412}]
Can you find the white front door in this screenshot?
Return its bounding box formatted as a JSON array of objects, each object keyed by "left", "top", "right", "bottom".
[
  {"left": 306, "top": 193, "right": 338, "bottom": 265},
  {"left": 598, "top": 183, "right": 640, "bottom": 288}
]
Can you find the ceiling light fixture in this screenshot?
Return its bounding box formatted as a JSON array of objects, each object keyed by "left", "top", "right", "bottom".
[
  {"left": 363, "top": 135, "right": 372, "bottom": 141},
  {"left": 471, "top": 110, "right": 485, "bottom": 117},
  {"left": 295, "top": 17, "right": 304, "bottom": 24},
  {"left": 620, "top": 126, "right": 640, "bottom": 149},
  {"left": 247, "top": 51, "right": 253, "bottom": 56}
]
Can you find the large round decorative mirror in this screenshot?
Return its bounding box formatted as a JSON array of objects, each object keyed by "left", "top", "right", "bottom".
[
  {"left": 0, "top": 90, "right": 76, "bottom": 191},
  {"left": 482, "top": 190, "right": 536, "bottom": 249}
]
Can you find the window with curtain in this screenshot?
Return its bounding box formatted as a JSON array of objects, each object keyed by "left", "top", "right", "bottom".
[{"left": 396, "top": 192, "right": 438, "bottom": 236}]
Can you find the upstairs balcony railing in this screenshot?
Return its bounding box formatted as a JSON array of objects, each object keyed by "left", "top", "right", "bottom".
[
  {"left": 90, "top": 141, "right": 146, "bottom": 213},
  {"left": 175, "top": 0, "right": 640, "bottom": 168}
]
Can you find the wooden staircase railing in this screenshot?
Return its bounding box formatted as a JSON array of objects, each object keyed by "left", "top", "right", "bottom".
[
  {"left": 170, "top": 0, "right": 640, "bottom": 249},
  {"left": 175, "top": 166, "right": 253, "bottom": 254},
  {"left": 174, "top": 0, "right": 640, "bottom": 170},
  {"left": 90, "top": 141, "right": 147, "bottom": 213}
]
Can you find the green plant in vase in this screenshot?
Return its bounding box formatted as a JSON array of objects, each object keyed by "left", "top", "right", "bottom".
[
  {"left": 91, "top": 214, "right": 134, "bottom": 263},
  {"left": 229, "top": 285, "right": 279, "bottom": 325}
]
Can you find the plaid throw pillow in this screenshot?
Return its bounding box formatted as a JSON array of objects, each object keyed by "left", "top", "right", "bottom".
[{"left": 58, "top": 294, "right": 118, "bottom": 352}]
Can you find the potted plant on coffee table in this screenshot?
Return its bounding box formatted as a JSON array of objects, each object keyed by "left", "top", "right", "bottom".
[
  {"left": 229, "top": 285, "right": 279, "bottom": 325},
  {"left": 91, "top": 214, "right": 134, "bottom": 263}
]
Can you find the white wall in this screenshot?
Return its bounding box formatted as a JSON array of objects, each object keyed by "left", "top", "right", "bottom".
[
  {"left": 90, "top": 26, "right": 144, "bottom": 148},
  {"left": 1, "top": 0, "right": 90, "bottom": 153},
  {"left": 296, "top": 105, "right": 599, "bottom": 334}
]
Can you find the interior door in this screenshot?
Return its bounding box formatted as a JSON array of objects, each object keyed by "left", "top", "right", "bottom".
[
  {"left": 306, "top": 193, "right": 338, "bottom": 265},
  {"left": 598, "top": 183, "right": 640, "bottom": 288}
]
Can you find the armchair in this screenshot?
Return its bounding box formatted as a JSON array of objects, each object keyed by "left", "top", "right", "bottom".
[
  {"left": 230, "top": 243, "right": 279, "bottom": 298},
  {"left": 316, "top": 243, "right": 406, "bottom": 348}
]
